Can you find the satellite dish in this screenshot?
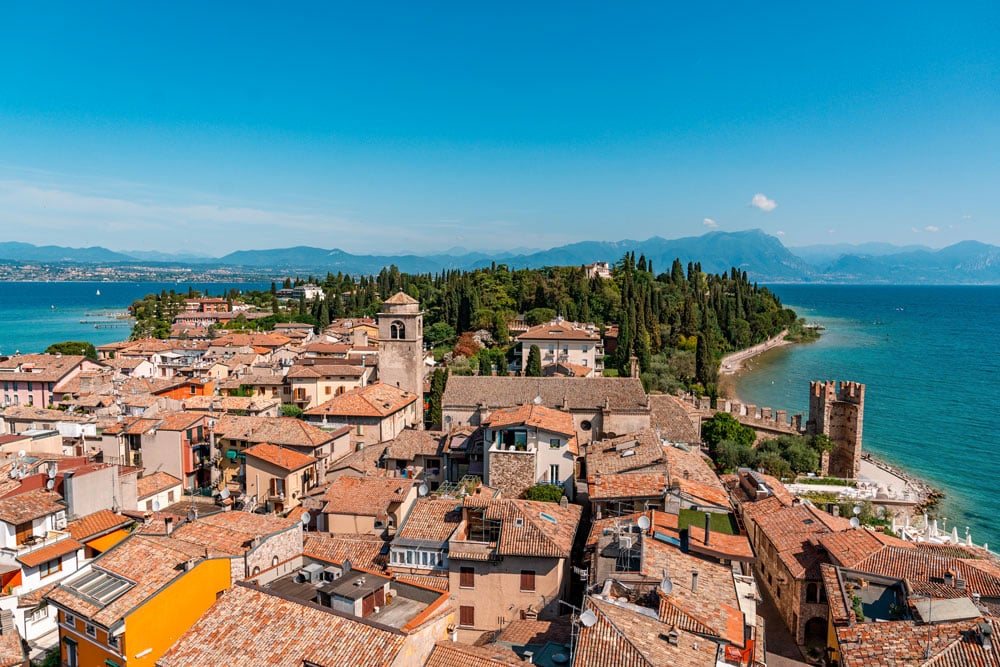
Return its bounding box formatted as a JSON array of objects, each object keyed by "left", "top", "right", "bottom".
[
  {"left": 418, "top": 483, "right": 429, "bottom": 497},
  {"left": 300, "top": 511, "right": 311, "bottom": 525},
  {"left": 48, "top": 463, "right": 57, "bottom": 479},
  {"left": 852, "top": 505, "right": 862, "bottom": 516},
  {"left": 219, "top": 488, "right": 230, "bottom": 501},
  {"left": 17, "top": 450, "right": 25, "bottom": 458},
  {"left": 850, "top": 517, "right": 861, "bottom": 528},
  {"left": 579, "top": 610, "right": 598, "bottom": 628},
  {"left": 533, "top": 395, "right": 543, "bottom": 405},
  {"left": 637, "top": 516, "right": 651, "bottom": 531},
  {"left": 45, "top": 479, "right": 54, "bottom": 491},
  {"left": 659, "top": 578, "right": 673, "bottom": 595},
  {"left": 153, "top": 500, "right": 161, "bottom": 511},
  {"left": 8, "top": 470, "right": 16, "bottom": 480}
]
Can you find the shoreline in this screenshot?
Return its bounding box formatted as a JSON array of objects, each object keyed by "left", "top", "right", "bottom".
[{"left": 716, "top": 329, "right": 791, "bottom": 400}]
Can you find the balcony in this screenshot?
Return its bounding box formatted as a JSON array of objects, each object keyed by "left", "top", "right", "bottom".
[{"left": 1, "top": 530, "right": 73, "bottom": 561}]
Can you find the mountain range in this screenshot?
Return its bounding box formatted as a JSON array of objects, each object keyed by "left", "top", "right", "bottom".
[{"left": 1, "top": 231, "right": 999, "bottom": 284}]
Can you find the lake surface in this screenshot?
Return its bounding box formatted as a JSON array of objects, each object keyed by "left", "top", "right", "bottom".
[
  {"left": 733, "top": 285, "right": 1000, "bottom": 548},
  {"left": 0, "top": 281, "right": 270, "bottom": 354}
]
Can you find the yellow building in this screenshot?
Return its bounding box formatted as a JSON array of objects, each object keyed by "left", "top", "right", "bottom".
[{"left": 44, "top": 534, "right": 231, "bottom": 667}]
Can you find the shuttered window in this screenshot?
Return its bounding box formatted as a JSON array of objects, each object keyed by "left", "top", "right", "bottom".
[
  {"left": 460, "top": 566, "right": 475, "bottom": 589},
  {"left": 520, "top": 570, "right": 536, "bottom": 592},
  {"left": 459, "top": 605, "right": 475, "bottom": 627}
]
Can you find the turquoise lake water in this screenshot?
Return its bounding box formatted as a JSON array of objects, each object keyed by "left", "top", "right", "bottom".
[
  {"left": 0, "top": 281, "right": 270, "bottom": 355},
  {"left": 734, "top": 285, "right": 1000, "bottom": 548}
]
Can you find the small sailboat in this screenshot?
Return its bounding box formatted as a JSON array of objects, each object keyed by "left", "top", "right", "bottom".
[{"left": 96, "top": 289, "right": 101, "bottom": 296}]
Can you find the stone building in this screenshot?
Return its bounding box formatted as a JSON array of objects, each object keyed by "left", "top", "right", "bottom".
[
  {"left": 807, "top": 381, "right": 865, "bottom": 479},
  {"left": 377, "top": 292, "right": 425, "bottom": 402}
]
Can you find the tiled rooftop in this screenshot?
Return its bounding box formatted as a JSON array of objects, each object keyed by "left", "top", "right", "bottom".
[
  {"left": 323, "top": 476, "right": 414, "bottom": 518},
  {"left": 157, "top": 583, "right": 407, "bottom": 667},
  {"left": 136, "top": 471, "right": 183, "bottom": 500},
  {"left": 214, "top": 415, "right": 336, "bottom": 448},
  {"left": 424, "top": 641, "right": 522, "bottom": 667},
  {"left": 244, "top": 442, "right": 317, "bottom": 471},
  {"left": 395, "top": 497, "right": 463, "bottom": 544},
  {"left": 0, "top": 488, "right": 66, "bottom": 525},
  {"left": 457, "top": 497, "right": 582, "bottom": 559},
  {"left": 442, "top": 376, "right": 649, "bottom": 413},
  {"left": 304, "top": 382, "right": 417, "bottom": 418},
  {"left": 836, "top": 617, "right": 1000, "bottom": 667},
  {"left": 303, "top": 533, "right": 388, "bottom": 572},
  {"left": 66, "top": 509, "right": 133, "bottom": 542},
  {"left": 383, "top": 429, "right": 445, "bottom": 461}
]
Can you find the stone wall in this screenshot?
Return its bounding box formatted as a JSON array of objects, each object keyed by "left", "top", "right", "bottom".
[
  {"left": 808, "top": 381, "right": 865, "bottom": 479},
  {"left": 488, "top": 450, "right": 536, "bottom": 498}
]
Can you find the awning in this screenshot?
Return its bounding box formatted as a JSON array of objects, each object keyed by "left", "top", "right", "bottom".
[{"left": 226, "top": 450, "right": 238, "bottom": 460}]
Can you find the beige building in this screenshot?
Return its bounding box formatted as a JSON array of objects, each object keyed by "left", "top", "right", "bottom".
[
  {"left": 243, "top": 443, "right": 319, "bottom": 514},
  {"left": 303, "top": 383, "right": 419, "bottom": 448},
  {"left": 321, "top": 475, "right": 417, "bottom": 537},
  {"left": 448, "top": 495, "right": 581, "bottom": 636},
  {"left": 516, "top": 319, "right": 603, "bottom": 374},
  {"left": 285, "top": 358, "right": 374, "bottom": 410},
  {"left": 482, "top": 404, "right": 579, "bottom": 499},
  {"left": 442, "top": 376, "right": 650, "bottom": 446},
  {"left": 377, "top": 292, "right": 424, "bottom": 400}
]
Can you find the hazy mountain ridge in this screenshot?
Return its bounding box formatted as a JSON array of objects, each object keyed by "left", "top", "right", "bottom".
[{"left": 0, "top": 232, "right": 998, "bottom": 284}]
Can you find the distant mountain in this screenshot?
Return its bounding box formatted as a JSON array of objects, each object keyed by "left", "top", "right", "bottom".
[
  {"left": 1, "top": 232, "right": 998, "bottom": 283},
  {"left": 0, "top": 241, "right": 134, "bottom": 264},
  {"left": 821, "top": 240, "right": 1000, "bottom": 283},
  {"left": 790, "top": 242, "right": 930, "bottom": 266}
]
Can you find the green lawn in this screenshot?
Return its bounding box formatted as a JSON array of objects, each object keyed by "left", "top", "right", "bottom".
[{"left": 678, "top": 509, "right": 737, "bottom": 535}]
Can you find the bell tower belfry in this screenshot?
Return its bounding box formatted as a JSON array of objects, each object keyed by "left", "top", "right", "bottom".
[{"left": 377, "top": 291, "right": 424, "bottom": 402}]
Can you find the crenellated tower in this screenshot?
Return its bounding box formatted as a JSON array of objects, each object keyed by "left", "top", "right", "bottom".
[{"left": 807, "top": 380, "right": 865, "bottom": 479}]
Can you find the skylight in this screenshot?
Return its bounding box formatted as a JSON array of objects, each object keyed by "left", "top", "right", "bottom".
[
  {"left": 65, "top": 569, "right": 134, "bottom": 606},
  {"left": 539, "top": 512, "right": 557, "bottom": 524}
]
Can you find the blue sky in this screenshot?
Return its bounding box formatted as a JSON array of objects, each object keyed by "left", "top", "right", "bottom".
[{"left": 1, "top": 2, "right": 997, "bottom": 254}]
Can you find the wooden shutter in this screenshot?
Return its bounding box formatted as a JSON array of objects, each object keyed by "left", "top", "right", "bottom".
[
  {"left": 460, "top": 605, "right": 475, "bottom": 627},
  {"left": 460, "top": 566, "right": 475, "bottom": 588},
  {"left": 520, "top": 570, "right": 536, "bottom": 591}
]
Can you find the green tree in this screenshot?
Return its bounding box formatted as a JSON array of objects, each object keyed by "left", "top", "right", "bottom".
[
  {"left": 526, "top": 344, "right": 543, "bottom": 377},
  {"left": 45, "top": 341, "right": 97, "bottom": 360},
  {"left": 478, "top": 353, "right": 493, "bottom": 376},
  {"left": 524, "top": 484, "right": 564, "bottom": 502},
  {"left": 280, "top": 404, "right": 304, "bottom": 418},
  {"left": 714, "top": 439, "right": 758, "bottom": 471},
  {"left": 425, "top": 322, "right": 456, "bottom": 347},
  {"left": 525, "top": 308, "right": 557, "bottom": 325},
  {"left": 701, "top": 412, "right": 756, "bottom": 450}
]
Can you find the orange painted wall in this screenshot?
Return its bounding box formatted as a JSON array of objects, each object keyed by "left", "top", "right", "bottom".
[{"left": 87, "top": 528, "right": 131, "bottom": 555}]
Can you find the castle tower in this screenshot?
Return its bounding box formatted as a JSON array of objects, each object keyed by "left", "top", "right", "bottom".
[
  {"left": 377, "top": 291, "right": 425, "bottom": 407},
  {"left": 807, "top": 380, "right": 865, "bottom": 479}
]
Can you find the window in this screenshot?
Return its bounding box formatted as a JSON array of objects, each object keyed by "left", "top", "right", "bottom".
[
  {"left": 520, "top": 570, "right": 536, "bottom": 592},
  {"left": 460, "top": 566, "right": 475, "bottom": 589},
  {"left": 421, "top": 551, "right": 428, "bottom": 566},
  {"left": 805, "top": 582, "right": 819, "bottom": 604},
  {"left": 549, "top": 464, "right": 560, "bottom": 484},
  {"left": 63, "top": 612, "right": 77, "bottom": 628},
  {"left": 549, "top": 438, "right": 561, "bottom": 449},
  {"left": 167, "top": 490, "right": 175, "bottom": 503},
  {"left": 28, "top": 606, "right": 48, "bottom": 623},
  {"left": 390, "top": 321, "right": 406, "bottom": 339},
  {"left": 145, "top": 500, "right": 153, "bottom": 511},
  {"left": 40, "top": 557, "right": 62, "bottom": 577},
  {"left": 406, "top": 551, "right": 413, "bottom": 565},
  {"left": 85, "top": 623, "right": 97, "bottom": 638},
  {"left": 190, "top": 385, "right": 197, "bottom": 395},
  {"left": 459, "top": 605, "right": 475, "bottom": 628},
  {"left": 580, "top": 420, "right": 592, "bottom": 431},
  {"left": 325, "top": 386, "right": 332, "bottom": 395},
  {"left": 63, "top": 638, "right": 78, "bottom": 667},
  {"left": 356, "top": 424, "right": 364, "bottom": 436},
  {"left": 107, "top": 633, "right": 119, "bottom": 650}
]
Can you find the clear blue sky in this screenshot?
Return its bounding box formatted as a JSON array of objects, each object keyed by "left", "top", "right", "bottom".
[{"left": 1, "top": 2, "right": 997, "bottom": 255}]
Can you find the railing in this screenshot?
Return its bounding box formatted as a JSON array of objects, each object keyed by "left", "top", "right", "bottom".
[{"left": 2, "top": 530, "right": 73, "bottom": 559}]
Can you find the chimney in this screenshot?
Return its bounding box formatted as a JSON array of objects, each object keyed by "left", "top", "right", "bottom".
[
  {"left": 979, "top": 622, "right": 993, "bottom": 650},
  {"left": 704, "top": 512, "right": 712, "bottom": 547},
  {"left": 944, "top": 569, "right": 955, "bottom": 587},
  {"left": 164, "top": 516, "right": 174, "bottom": 535},
  {"left": 522, "top": 651, "right": 534, "bottom": 663},
  {"left": 691, "top": 571, "right": 699, "bottom": 593}
]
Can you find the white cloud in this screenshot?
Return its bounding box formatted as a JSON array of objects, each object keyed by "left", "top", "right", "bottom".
[
  {"left": 703, "top": 217, "right": 717, "bottom": 228},
  {"left": 924, "top": 225, "right": 939, "bottom": 233},
  {"left": 750, "top": 193, "right": 777, "bottom": 212}
]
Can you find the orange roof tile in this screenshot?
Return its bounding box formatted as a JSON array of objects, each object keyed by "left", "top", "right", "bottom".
[
  {"left": 136, "top": 471, "right": 182, "bottom": 500},
  {"left": 304, "top": 382, "right": 417, "bottom": 418},
  {"left": 16, "top": 538, "right": 84, "bottom": 568},
  {"left": 244, "top": 442, "right": 317, "bottom": 471},
  {"left": 65, "top": 510, "right": 133, "bottom": 542}
]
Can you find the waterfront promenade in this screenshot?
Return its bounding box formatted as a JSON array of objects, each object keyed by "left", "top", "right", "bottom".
[{"left": 720, "top": 329, "right": 790, "bottom": 375}]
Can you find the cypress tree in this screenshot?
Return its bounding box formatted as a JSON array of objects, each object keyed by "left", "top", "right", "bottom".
[{"left": 526, "top": 345, "right": 543, "bottom": 377}]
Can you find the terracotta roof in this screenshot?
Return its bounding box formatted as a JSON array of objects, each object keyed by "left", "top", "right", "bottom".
[
  {"left": 304, "top": 383, "right": 418, "bottom": 418},
  {"left": 0, "top": 488, "right": 65, "bottom": 524},
  {"left": 157, "top": 583, "right": 407, "bottom": 667},
  {"left": 516, "top": 320, "right": 600, "bottom": 342},
  {"left": 100, "top": 417, "right": 160, "bottom": 436},
  {"left": 442, "top": 376, "right": 649, "bottom": 413},
  {"left": 821, "top": 563, "right": 853, "bottom": 624},
  {"left": 0, "top": 353, "right": 92, "bottom": 383},
  {"left": 45, "top": 534, "right": 212, "bottom": 626},
  {"left": 661, "top": 442, "right": 724, "bottom": 490},
  {"left": 853, "top": 544, "right": 1000, "bottom": 598},
  {"left": 0, "top": 405, "right": 93, "bottom": 423},
  {"left": 214, "top": 415, "right": 336, "bottom": 448},
  {"left": 0, "top": 630, "right": 26, "bottom": 667},
  {"left": 819, "top": 527, "right": 916, "bottom": 568},
  {"left": 66, "top": 510, "right": 133, "bottom": 542},
  {"left": 753, "top": 503, "right": 853, "bottom": 579},
  {"left": 170, "top": 512, "right": 299, "bottom": 557},
  {"left": 383, "top": 429, "right": 445, "bottom": 461},
  {"left": 383, "top": 291, "right": 419, "bottom": 305},
  {"left": 136, "top": 471, "right": 183, "bottom": 500},
  {"left": 395, "top": 497, "right": 463, "bottom": 544},
  {"left": 424, "top": 642, "right": 522, "bottom": 667},
  {"left": 589, "top": 472, "right": 668, "bottom": 501},
  {"left": 836, "top": 617, "right": 1000, "bottom": 667},
  {"left": 647, "top": 394, "right": 701, "bottom": 443},
  {"left": 323, "top": 476, "right": 414, "bottom": 518},
  {"left": 456, "top": 497, "right": 581, "bottom": 560},
  {"left": 674, "top": 478, "right": 731, "bottom": 508},
  {"left": 485, "top": 404, "right": 576, "bottom": 437},
  {"left": 575, "top": 596, "right": 721, "bottom": 667},
  {"left": 303, "top": 533, "right": 387, "bottom": 572},
  {"left": 16, "top": 538, "right": 84, "bottom": 567},
  {"left": 393, "top": 573, "right": 449, "bottom": 592},
  {"left": 495, "top": 618, "right": 573, "bottom": 646},
  {"left": 244, "top": 442, "right": 317, "bottom": 471},
  {"left": 587, "top": 431, "right": 665, "bottom": 476}
]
